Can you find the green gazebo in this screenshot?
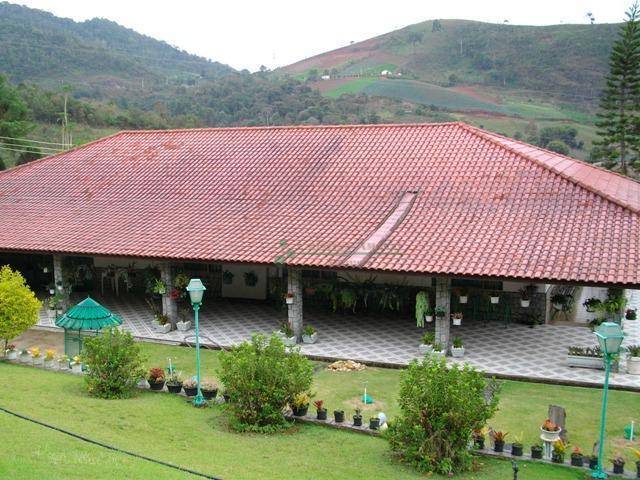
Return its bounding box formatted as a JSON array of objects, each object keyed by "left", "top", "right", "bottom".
[{"left": 55, "top": 297, "right": 123, "bottom": 356}]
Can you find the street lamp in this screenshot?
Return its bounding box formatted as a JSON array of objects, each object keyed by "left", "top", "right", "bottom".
[
  {"left": 591, "top": 322, "right": 624, "bottom": 479},
  {"left": 186, "top": 278, "right": 206, "bottom": 407}
]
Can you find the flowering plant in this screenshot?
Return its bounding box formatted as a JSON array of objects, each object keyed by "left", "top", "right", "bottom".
[
  {"left": 5, "top": 344, "right": 15, "bottom": 352},
  {"left": 29, "top": 347, "right": 41, "bottom": 358},
  {"left": 542, "top": 419, "right": 560, "bottom": 432},
  {"left": 44, "top": 349, "right": 56, "bottom": 361}
]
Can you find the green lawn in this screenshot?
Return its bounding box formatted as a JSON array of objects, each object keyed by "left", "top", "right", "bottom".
[
  {"left": 0, "top": 361, "right": 587, "bottom": 480},
  {"left": 324, "top": 77, "right": 377, "bottom": 98}
]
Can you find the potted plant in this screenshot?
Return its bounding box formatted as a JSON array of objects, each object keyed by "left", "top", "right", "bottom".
[
  {"left": 531, "top": 443, "right": 543, "bottom": 459},
  {"left": 30, "top": 347, "right": 43, "bottom": 366},
  {"left": 627, "top": 345, "right": 640, "bottom": 375},
  {"left": 611, "top": 455, "right": 625, "bottom": 474},
  {"left": 5, "top": 344, "right": 17, "bottom": 360},
  {"left": 19, "top": 348, "right": 30, "bottom": 364},
  {"left": 511, "top": 434, "right": 523, "bottom": 457},
  {"left": 432, "top": 342, "right": 445, "bottom": 359},
  {"left": 424, "top": 304, "right": 434, "bottom": 323},
  {"left": 333, "top": 409, "right": 345, "bottom": 423},
  {"left": 434, "top": 306, "right": 446, "bottom": 318},
  {"left": 47, "top": 297, "right": 57, "bottom": 320},
  {"left": 280, "top": 324, "right": 296, "bottom": 346},
  {"left": 492, "top": 430, "right": 508, "bottom": 453},
  {"left": 490, "top": 292, "right": 500, "bottom": 304},
  {"left": 243, "top": 271, "right": 258, "bottom": 287},
  {"left": 519, "top": 287, "right": 531, "bottom": 308},
  {"left": 472, "top": 428, "right": 486, "bottom": 449},
  {"left": 183, "top": 378, "right": 198, "bottom": 397},
  {"left": 48, "top": 283, "right": 55, "bottom": 295},
  {"left": 166, "top": 373, "right": 183, "bottom": 393},
  {"left": 551, "top": 293, "right": 569, "bottom": 310},
  {"left": 302, "top": 325, "right": 318, "bottom": 344},
  {"left": 451, "top": 312, "right": 463, "bottom": 326},
  {"left": 541, "top": 419, "right": 562, "bottom": 442},
  {"left": 201, "top": 380, "right": 218, "bottom": 400},
  {"left": 43, "top": 349, "right": 56, "bottom": 369},
  {"left": 567, "top": 346, "right": 604, "bottom": 370},
  {"left": 369, "top": 416, "right": 380, "bottom": 430},
  {"left": 570, "top": 447, "right": 584, "bottom": 467},
  {"left": 155, "top": 314, "right": 171, "bottom": 334},
  {"left": 451, "top": 336, "right": 464, "bottom": 358},
  {"left": 458, "top": 288, "right": 469, "bottom": 304},
  {"left": 588, "top": 455, "right": 599, "bottom": 470},
  {"left": 222, "top": 270, "right": 234, "bottom": 285},
  {"left": 70, "top": 355, "right": 82, "bottom": 374},
  {"left": 57, "top": 354, "right": 69, "bottom": 370},
  {"left": 291, "top": 392, "right": 309, "bottom": 416},
  {"left": 627, "top": 308, "right": 638, "bottom": 320},
  {"left": 147, "top": 367, "right": 166, "bottom": 391},
  {"left": 583, "top": 297, "right": 602, "bottom": 313},
  {"left": 552, "top": 440, "right": 566, "bottom": 463},
  {"left": 314, "top": 400, "right": 327, "bottom": 420},
  {"left": 285, "top": 292, "right": 294, "bottom": 305},
  {"left": 152, "top": 279, "right": 167, "bottom": 295},
  {"left": 353, "top": 408, "right": 363, "bottom": 427},
  {"left": 415, "top": 291, "right": 430, "bottom": 327},
  {"left": 418, "top": 332, "right": 435, "bottom": 355},
  {"left": 176, "top": 318, "right": 191, "bottom": 332}
]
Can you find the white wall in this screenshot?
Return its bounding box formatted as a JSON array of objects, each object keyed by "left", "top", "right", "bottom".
[
  {"left": 220, "top": 264, "right": 267, "bottom": 300},
  {"left": 573, "top": 286, "right": 609, "bottom": 323}
]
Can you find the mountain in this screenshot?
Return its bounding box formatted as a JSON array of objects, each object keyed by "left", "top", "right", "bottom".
[{"left": 0, "top": 2, "right": 234, "bottom": 99}]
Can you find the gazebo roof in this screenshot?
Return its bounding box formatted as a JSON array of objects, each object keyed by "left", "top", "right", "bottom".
[{"left": 55, "top": 297, "right": 123, "bottom": 330}]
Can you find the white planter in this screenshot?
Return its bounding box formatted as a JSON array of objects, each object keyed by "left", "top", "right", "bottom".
[
  {"left": 540, "top": 427, "right": 561, "bottom": 443},
  {"left": 418, "top": 344, "right": 433, "bottom": 355},
  {"left": 459, "top": 296, "right": 468, "bottom": 304},
  {"left": 155, "top": 323, "right": 171, "bottom": 334},
  {"left": 44, "top": 359, "right": 56, "bottom": 369},
  {"left": 425, "top": 315, "right": 433, "bottom": 323},
  {"left": 302, "top": 332, "right": 317, "bottom": 344},
  {"left": 452, "top": 318, "right": 462, "bottom": 326},
  {"left": 520, "top": 299, "right": 530, "bottom": 308},
  {"left": 19, "top": 354, "right": 31, "bottom": 364},
  {"left": 47, "top": 309, "right": 56, "bottom": 320},
  {"left": 32, "top": 357, "right": 44, "bottom": 367},
  {"left": 58, "top": 362, "right": 69, "bottom": 371},
  {"left": 6, "top": 351, "right": 17, "bottom": 360},
  {"left": 628, "top": 356, "right": 640, "bottom": 375},
  {"left": 490, "top": 296, "right": 499, "bottom": 304},
  {"left": 285, "top": 297, "right": 294, "bottom": 305},
  {"left": 176, "top": 321, "right": 191, "bottom": 332},
  {"left": 552, "top": 302, "right": 564, "bottom": 310},
  {"left": 431, "top": 350, "right": 445, "bottom": 359},
  {"left": 49, "top": 288, "right": 55, "bottom": 295},
  {"left": 566, "top": 355, "right": 604, "bottom": 370},
  {"left": 283, "top": 336, "right": 297, "bottom": 347},
  {"left": 451, "top": 346, "right": 465, "bottom": 358},
  {"left": 71, "top": 363, "right": 83, "bottom": 374}
]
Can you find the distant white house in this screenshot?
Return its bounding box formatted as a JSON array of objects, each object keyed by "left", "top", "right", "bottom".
[
  {"left": 380, "top": 70, "right": 391, "bottom": 76},
  {"left": 320, "top": 74, "right": 331, "bottom": 80}
]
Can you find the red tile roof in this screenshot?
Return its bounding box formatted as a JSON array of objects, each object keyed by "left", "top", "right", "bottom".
[{"left": 0, "top": 122, "right": 638, "bottom": 286}]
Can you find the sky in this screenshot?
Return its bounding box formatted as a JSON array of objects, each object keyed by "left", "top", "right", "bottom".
[{"left": 17, "top": 0, "right": 631, "bottom": 71}]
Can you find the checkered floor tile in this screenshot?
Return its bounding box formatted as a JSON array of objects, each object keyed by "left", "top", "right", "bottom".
[{"left": 37, "top": 290, "right": 640, "bottom": 388}]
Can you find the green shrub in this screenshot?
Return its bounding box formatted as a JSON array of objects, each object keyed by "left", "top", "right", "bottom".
[
  {"left": 218, "top": 334, "right": 313, "bottom": 433},
  {"left": 82, "top": 328, "right": 145, "bottom": 399},
  {"left": 0, "top": 265, "right": 41, "bottom": 351},
  {"left": 387, "top": 357, "right": 500, "bottom": 475}
]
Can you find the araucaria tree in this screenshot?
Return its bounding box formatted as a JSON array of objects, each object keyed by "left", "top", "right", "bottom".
[
  {"left": 595, "top": 2, "right": 640, "bottom": 174},
  {"left": 387, "top": 357, "right": 500, "bottom": 475},
  {"left": 0, "top": 265, "right": 41, "bottom": 351}
]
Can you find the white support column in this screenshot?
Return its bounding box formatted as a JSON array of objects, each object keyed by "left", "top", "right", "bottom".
[
  {"left": 435, "top": 277, "right": 452, "bottom": 352},
  {"left": 52, "top": 254, "right": 68, "bottom": 311},
  {"left": 287, "top": 268, "right": 303, "bottom": 341},
  {"left": 160, "top": 262, "right": 178, "bottom": 328}
]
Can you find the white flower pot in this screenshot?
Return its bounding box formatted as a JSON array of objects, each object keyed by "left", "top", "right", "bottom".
[
  {"left": 451, "top": 346, "right": 465, "bottom": 358},
  {"left": 452, "top": 318, "right": 462, "bottom": 326},
  {"left": 431, "top": 350, "right": 445, "bottom": 359},
  {"left": 71, "top": 364, "right": 83, "bottom": 374},
  {"left": 176, "top": 321, "right": 191, "bottom": 332},
  {"left": 6, "top": 351, "right": 17, "bottom": 360},
  {"left": 286, "top": 297, "right": 294, "bottom": 305},
  {"left": 58, "top": 362, "right": 69, "bottom": 371},
  {"left": 628, "top": 356, "right": 640, "bottom": 375},
  {"left": 459, "top": 296, "right": 468, "bottom": 304},
  {"left": 566, "top": 355, "right": 604, "bottom": 370},
  {"left": 155, "top": 323, "right": 171, "bottom": 334},
  {"left": 283, "top": 336, "right": 297, "bottom": 347},
  {"left": 418, "top": 344, "right": 433, "bottom": 355},
  {"left": 540, "top": 427, "right": 561, "bottom": 443},
  {"left": 44, "top": 359, "right": 55, "bottom": 369},
  {"left": 19, "top": 354, "right": 31, "bottom": 364},
  {"left": 32, "top": 357, "right": 44, "bottom": 367},
  {"left": 490, "top": 296, "right": 499, "bottom": 304},
  {"left": 47, "top": 309, "right": 56, "bottom": 320},
  {"left": 520, "top": 299, "right": 530, "bottom": 308},
  {"left": 49, "top": 288, "right": 55, "bottom": 295},
  {"left": 425, "top": 315, "right": 433, "bottom": 323},
  {"left": 302, "top": 332, "right": 317, "bottom": 344}
]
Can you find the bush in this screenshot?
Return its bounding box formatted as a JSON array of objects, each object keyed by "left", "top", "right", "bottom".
[
  {"left": 218, "top": 334, "right": 313, "bottom": 433},
  {"left": 0, "top": 265, "right": 41, "bottom": 352},
  {"left": 387, "top": 357, "right": 500, "bottom": 475},
  {"left": 82, "top": 328, "right": 145, "bottom": 399}
]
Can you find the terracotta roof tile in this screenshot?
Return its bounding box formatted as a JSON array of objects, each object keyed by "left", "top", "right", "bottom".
[{"left": 0, "top": 122, "right": 638, "bottom": 286}]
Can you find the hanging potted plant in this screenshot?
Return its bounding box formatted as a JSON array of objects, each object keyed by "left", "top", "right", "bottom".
[
  {"left": 415, "top": 291, "right": 430, "bottom": 327},
  {"left": 201, "top": 380, "right": 218, "bottom": 400},
  {"left": 285, "top": 292, "right": 294, "bottom": 305},
  {"left": 418, "top": 332, "right": 435, "bottom": 355},
  {"left": 222, "top": 270, "right": 234, "bottom": 285},
  {"left": 280, "top": 324, "right": 296, "bottom": 347},
  {"left": 43, "top": 349, "right": 56, "bottom": 369},
  {"left": 314, "top": 400, "right": 327, "bottom": 420},
  {"left": 152, "top": 279, "right": 167, "bottom": 296},
  {"left": 182, "top": 378, "right": 198, "bottom": 397},
  {"left": 333, "top": 409, "right": 345, "bottom": 423},
  {"left": 291, "top": 392, "right": 309, "bottom": 416},
  {"left": 57, "top": 354, "right": 69, "bottom": 371},
  {"left": 434, "top": 306, "right": 446, "bottom": 319},
  {"left": 458, "top": 287, "right": 469, "bottom": 304},
  {"left": 166, "top": 373, "right": 183, "bottom": 393},
  {"left": 551, "top": 440, "right": 566, "bottom": 463},
  {"left": 353, "top": 408, "right": 363, "bottom": 427},
  {"left": 540, "top": 419, "right": 562, "bottom": 442},
  {"left": 531, "top": 443, "right": 543, "bottom": 459},
  {"left": 302, "top": 325, "right": 318, "bottom": 344},
  {"left": 570, "top": 447, "right": 584, "bottom": 467},
  {"left": 243, "top": 271, "right": 258, "bottom": 287},
  {"left": 627, "top": 345, "right": 640, "bottom": 375},
  {"left": 451, "top": 336, "right": 464, "bottom": 358},
  {"left": 627, "top": 308, "right": 638, "bottom": 320},
  {"left": 490, "top": 292, "right": 500, "bottom": 304},
  {"left": 4, "top": 344, "right": 17, "bottom": 361},
  {"left": 551, "top": 293, "right": 569, "bottom": 310},
  {"left": 147, "top": 367, "right": 166, "bottom": 391},
  {"left": 451, "top": 312, "right": 463, "bottom": 326},
  {"left": 519, "top": 288, "right": 531, "bottom": 308},
  {"left": 48, "top": 283, "right": 55, "bottom": 296},
  {"left": 583, "top": 297, "right": 602, "bottom": 313},
  {"left": 71, "top": 355, "right": 83, "bottom": 374},
  {"left": 30, "top": 347, "right": 43, "bottom": 367},
  {"left": 492, "top": 430, "right": 508, "bottom": 453}
]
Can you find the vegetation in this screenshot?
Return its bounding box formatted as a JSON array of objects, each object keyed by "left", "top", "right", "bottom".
[
  {"left": 387, "top": 357, "right": 500, "bottom": 475},
  {"left": 218, "top": 334, "right": 313, "bottom": 432},
  {"left": 82, "top": 328, "right": 145, "bottom": 399},
  {"left": 0, "top": 265, "right": 41, "bottom": 351}
]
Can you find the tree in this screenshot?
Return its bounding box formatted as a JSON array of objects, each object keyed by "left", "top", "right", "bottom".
[
  {"left": 16, "top": 147, "right": 42, "bottom": 165},
  {"left": 0, "top": 75, "right": 32, "bottom": 140},
  {"left": 546, "top": 140, "right": 570, "bottom": 155},
  {"left": 595, "top": 2, "right": 640, "bottom": 174},
  {"left": 0, "top": 265, "right": 41, "bottom": 352},
  {"left": 0, "top": 155, "right": 5, "bottom": 171},
  {"left": 432, "top": 19, "right": 443, "bottom": 32}
]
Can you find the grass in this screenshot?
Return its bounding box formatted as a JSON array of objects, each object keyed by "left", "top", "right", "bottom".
[
  {"left": 323, "top": 77, "right": 377, "bottom": 98},
  {"left": 0, "top": 361, "right": 585, "bottom": 480}
]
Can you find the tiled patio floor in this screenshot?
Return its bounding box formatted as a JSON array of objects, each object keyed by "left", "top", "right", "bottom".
[{"left": 37, "top": 291, "right": 640, "bottom": 389}]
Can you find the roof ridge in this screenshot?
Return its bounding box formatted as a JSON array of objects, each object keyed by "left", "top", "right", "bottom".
[{"left": 457, "top": 122, "right": 640, "bottom": 214}]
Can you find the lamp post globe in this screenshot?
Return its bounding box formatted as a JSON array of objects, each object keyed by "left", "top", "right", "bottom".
[
  {"left": 186, "top": 278, "right": 206, "bottom": 305},
  {"left": 186, "top": 278, "right": 206, "bottom": 407}
]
